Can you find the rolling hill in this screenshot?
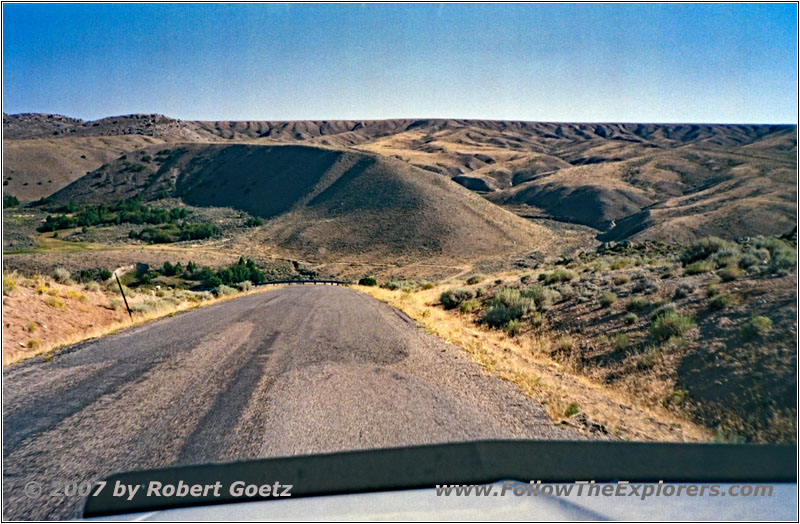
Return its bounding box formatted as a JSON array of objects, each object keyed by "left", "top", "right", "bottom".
[
  {"left": 48, "top": 143, "right": 589, "bottom": 262},
  {"left": 488, "top": 143, "right": 797, "bottom": 241},
  {"left": 4, "top": 113, "right": 796, "bottom": 245}
]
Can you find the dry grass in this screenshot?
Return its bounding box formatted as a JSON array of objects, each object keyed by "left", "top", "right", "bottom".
[
  {"left": 2, "top": 273, "right": 283, "bottom": 366},
  {"left": 2, "top": 134, "right": 167, "bottom": 202},
  {"left": 356, "top": 283, "right": 711, "bottom": 442}
]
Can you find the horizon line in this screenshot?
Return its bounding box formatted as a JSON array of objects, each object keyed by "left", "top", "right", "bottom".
[{"left": 3, "top": 111, "right": 798, "bottom": 127}]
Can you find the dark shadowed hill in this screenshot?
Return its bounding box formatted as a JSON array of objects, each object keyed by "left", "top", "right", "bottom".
[
  {"left": 48, "top": 143, "right": 590, "bottom": 261},
  {"left": 4, "top": 113, "right": 796, "bottom": 242}
]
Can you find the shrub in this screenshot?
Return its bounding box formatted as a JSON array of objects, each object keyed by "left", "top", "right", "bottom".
[
  {"left": 624, "top": 312, "right": 638, "bottom": 325},
  {"left": 131, "top": 300, "right": 160, "bottom": 314},
  {"left": 650, "top": 311, "right": 696, "bottom": 341},
  {"left": 661, "top": 335, "right": 688, "bottom": 353},
  {"left": 554, "top": 335, "right": 575, "bottom": 353},
  {"left": 680, "top": 237, "right": 734, "bottom": 265},
  {"left": 564, "top": 403, "right": 580, "bottom": 417},
  {"left": 754, "top": 236, "right": 793, "bottom": 256},
  {"left": 189, "top": 290, "right": 213, "bottom": 302},
  {"left": 613, "top": 333, "right": 630, "bottom": 351},
  {"left": 236, "top": 281, "right": 252, "bottom": 292},
  {"left": 212, "top": 285, "right": 237, "bottom": 297},
  {"left": 382, "top": 278, "right": 429, "bottom": 292},
  {"left": 717, "top": 266, "right": 742, "bottom": 282},
  {"left": 465, "top": 274, "right": 483, "bottom": 285},
  {"left": 52, "top": 267, "right": 72, "bottom": 284},
  {"left": 244, "top": 216, "right": 264, "bottom": 227},
  {"left": 737, "top": 253, "right": 760, "bottom": 269},
  {"left": 38, "top": 197, "right": 190, "bottom": 233},
  {"left": 110, "top": 298, "right": 122, "bottom": 310},
  {"left": 650, "top": 303, "right": 676, "bottom": 321},
  {"left": 381, "top": 278, "right": 402, "bottom": 290},
  {"left": 631, "top": 277, "right": 659, "bottom": 295},
  {"left": 358, "top": 277, "right": 377, "bottom": 286},
  {"left": 26, "top": 339, "right": 40, "bottom": 350},
  {"left": 613, "top": 274, "right": 631, "bottom": 285},
  {"left": 626, "top": 297, "right": 649, "bottom": 311},
  {"left": 673, "top": 282, "right": 694, "bottom": 299},
  {"left": 706, "top": 283, "right": 721, "bottom": 297},
  {"left": 483, "top": 305, "right": 521, "bottom": 327},
  {"left": 529, "top": 311, "right": 544, "bottom": 327},
  {"left": 161, "top": 261, "right": 176, "bottom": 276},
  {"left": 638, "top": 346, "right": 660, "bottom": 369},
  {"left": 459, "top": 299, "right": 480, "bottom": 314},
  {"left": 45, "top": 296, "right": 65, "bottom": 309},
  {"left": 599, "top": 292, "right": 617, "bottom": 308},
  {"left": 741, "top": 315, "right": 772, "bottom": 339},
  {"left": 770, "top": 249, "right": 797, "bottom": 272},
  {"left": 685, "top": 260, "right": 713, "bottom": 275},
  {"left": 520, "top": 285, "right": 556, "bottom": 308},
  {"left": 709, "top": 293, "right": 733, "bottom": 310},
  {"left": 440, "top": 288, "right": 476, "bottom": 309},
  {"left": 178, "top": 222, "right": 219, "bottom": 241},
  {"left": 124, "top": 163, "right": 145, "bottom": 173},
  {"left": 610, "top": 258, "right": 633, "bottom": 270},
  {"left": 504, "top": 319, "right": 522, "bottom": 336},
  {"left": 3, "top": 195, "right": 20, "bottom": 208},
  {"left": 192, "top": 258, "right": 265, "bottom": 288},
  {"left": 3, "top": 276, "right": 16, "bottom": 295},
  {"left": 752, "top": 248, "right": 771, "bottom": 261},
  {"left": 489, "top": 287, "right": 536, "bottom": 315},
  {"left": 667, "top": 389, "right": 689, "bottom": 406},
  {"left": 711, "top": 248, "right": 740, "bottom": 269},
  {"left": 544, "top": 269, "right": 577, "bottom": 284},
  {"left": 138, "top": 228, "right": 173, "bottom": 243},
  {"left": 553, "top": 283, "right": 576, "bottom": 301},
  {"left": 202, "top": 274, "right": 223, "bottom": 288}
]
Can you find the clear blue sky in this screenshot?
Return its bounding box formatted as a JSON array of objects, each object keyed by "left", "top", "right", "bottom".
[{"left": 3, "top": 3, "right": 797, "bottom": 123}]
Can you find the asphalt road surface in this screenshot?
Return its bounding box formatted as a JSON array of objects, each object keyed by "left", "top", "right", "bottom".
[{"left": 3, "top": 286, "right": 576, "bottom": 519}]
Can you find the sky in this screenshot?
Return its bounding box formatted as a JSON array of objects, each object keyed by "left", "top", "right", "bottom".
[{"left": 2, "top": 3, "right": 797, "bottom": 123}]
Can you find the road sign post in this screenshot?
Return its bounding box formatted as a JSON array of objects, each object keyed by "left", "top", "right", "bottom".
[{"left": 114, "top": 272, "right": 133, "bottom": 321}]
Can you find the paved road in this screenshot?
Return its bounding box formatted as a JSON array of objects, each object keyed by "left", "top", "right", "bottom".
[{"left": 3, "top": 286, "right": 575, "bottom": 519}]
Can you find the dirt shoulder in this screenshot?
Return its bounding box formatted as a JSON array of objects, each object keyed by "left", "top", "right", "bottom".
[
  {"left": 356, "top": 284, "right": 712, "bottom": 442},
  {"left": 2, "top": 270, "right": 282, "bottom": 366}
]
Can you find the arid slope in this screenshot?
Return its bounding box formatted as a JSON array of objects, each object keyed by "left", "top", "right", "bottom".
[
  {"left": 49, "top": 143, "right": 589, "bottom": 262},
  {"left": 4, "top": 113, "right": 796, "bottom": 243}
]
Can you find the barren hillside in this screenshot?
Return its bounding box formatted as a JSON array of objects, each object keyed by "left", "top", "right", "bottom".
[
  {"left": 4, "top": 113, "right": 796, "bottom": 243},
  {"left": 48, "top": 143, "right": 590, "bottom": 262}
]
